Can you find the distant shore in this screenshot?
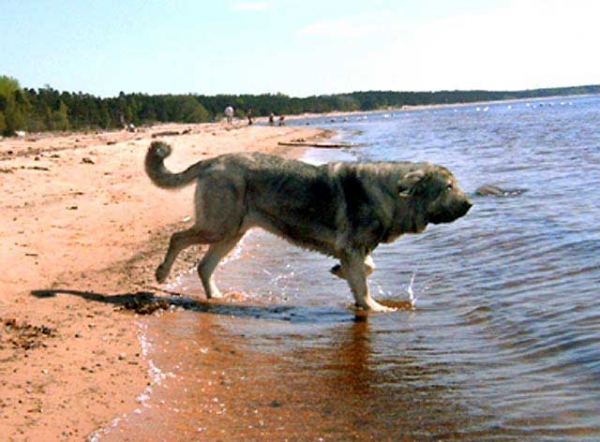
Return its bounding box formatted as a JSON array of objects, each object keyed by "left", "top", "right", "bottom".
[{"left": 279, "top": 91, "right": 596, "bottom": 123}]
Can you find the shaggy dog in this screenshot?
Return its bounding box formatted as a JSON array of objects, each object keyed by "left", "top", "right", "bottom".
[{"left": 145, "top": 142, "right": 471, "bottom": 311}]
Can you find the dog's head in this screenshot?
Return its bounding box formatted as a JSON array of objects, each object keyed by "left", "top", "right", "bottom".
[{"left": 398, "top": 165, "right": 472, "bottom": 225}]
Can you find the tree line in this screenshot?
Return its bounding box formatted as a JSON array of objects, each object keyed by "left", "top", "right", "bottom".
[{"left": 1, "top": 75, "right": 599, "bottom": 136}]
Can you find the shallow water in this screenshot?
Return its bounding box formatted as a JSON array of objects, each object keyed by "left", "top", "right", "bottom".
[{"left": 97, "top": 96, "right": 600, "bottom": 441}]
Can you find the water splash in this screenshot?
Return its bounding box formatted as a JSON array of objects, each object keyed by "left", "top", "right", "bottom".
[{"left": 407, "top": 272, "right": 417, "bottom": 309}]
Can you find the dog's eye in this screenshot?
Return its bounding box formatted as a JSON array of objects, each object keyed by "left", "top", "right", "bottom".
[{"left": 446, "top": 183, "right": 454, "bottom": 191}]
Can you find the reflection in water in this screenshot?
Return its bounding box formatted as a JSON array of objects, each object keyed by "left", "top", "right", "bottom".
[
  {"left": 284, "top": 318, "right": 473, "bottom": 440},
  {"left": 100, "top": 303, "right": 480, "bottom": 441}
]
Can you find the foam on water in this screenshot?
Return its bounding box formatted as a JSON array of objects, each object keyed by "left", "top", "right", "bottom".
[{"left": 87, "top": 320, "right": 177, "bottom": 441}]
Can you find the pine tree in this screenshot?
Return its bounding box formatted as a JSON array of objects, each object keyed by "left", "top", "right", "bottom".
[{"left": 0, "top": 76, "right": 28, "bottom": 136}]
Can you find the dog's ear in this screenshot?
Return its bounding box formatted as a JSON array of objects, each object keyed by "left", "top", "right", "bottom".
[{"left": 398, "top": 169, "right": 425, "bottom": 196}]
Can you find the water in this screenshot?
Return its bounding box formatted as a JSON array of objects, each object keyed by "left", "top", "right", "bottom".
[{"left": 97, "top": 96, "right": 600, "bottom": 441}]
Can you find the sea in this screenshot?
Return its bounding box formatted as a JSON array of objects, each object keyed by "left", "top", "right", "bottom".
[{"left": 93, "top": 95, "right": 600, "bottom": 441}]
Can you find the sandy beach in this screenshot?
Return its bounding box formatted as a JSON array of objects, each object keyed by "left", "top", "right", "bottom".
[{"left": 0, "top": 120, "right": 329, "bottom": 441}]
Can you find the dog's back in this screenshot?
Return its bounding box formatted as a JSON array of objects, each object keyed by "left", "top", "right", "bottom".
[{"left": 230, "top": 153, "right": 343, "bottom": 254}]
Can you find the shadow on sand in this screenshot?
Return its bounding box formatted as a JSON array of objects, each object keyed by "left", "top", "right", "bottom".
[{"left": 30, "top": 288, "right": 361, "bottom": 324}]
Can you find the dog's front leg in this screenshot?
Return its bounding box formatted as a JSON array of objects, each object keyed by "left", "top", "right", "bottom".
[
  {"left": 330, "top": 254, "right": 375, "bottom": 279},
  {"left": 341, "top": 252, "right": 395, "bottom": 312}
]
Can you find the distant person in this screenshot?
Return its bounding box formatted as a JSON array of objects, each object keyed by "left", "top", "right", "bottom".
[
  {"left": 278, "top": 115, "right": 286, "bottom": 126},
  {"left": 225, "top": 106, "right": 234, "bottom": 124},
  {"left": 268, "top": 112, "right": 275, "bottom": 126},
  {"left": 247, "top": 108, "right": 254, "bottom": 125}
]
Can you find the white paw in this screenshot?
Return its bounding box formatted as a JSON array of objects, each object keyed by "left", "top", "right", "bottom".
[{"left": 355, "top": 300, "right": 397, "bottom": 313}]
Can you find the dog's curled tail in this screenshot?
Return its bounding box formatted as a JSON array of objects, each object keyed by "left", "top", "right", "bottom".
[{"left": 145, "top": 141, "right": 206, "bottom": 189}]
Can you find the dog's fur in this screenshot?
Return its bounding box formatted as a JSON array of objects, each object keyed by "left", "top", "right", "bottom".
[{"left": 145, "top": 141, "right": 471, "bottom": 311}]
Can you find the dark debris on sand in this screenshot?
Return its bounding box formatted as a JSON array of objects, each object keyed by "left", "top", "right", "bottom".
[{"left": 0, "top": 317, "right": 56, "bottom": 352}]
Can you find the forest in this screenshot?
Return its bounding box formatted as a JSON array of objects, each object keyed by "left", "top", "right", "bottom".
[{"left": 1, "top": 75, "right": 599, "bottom": 136}]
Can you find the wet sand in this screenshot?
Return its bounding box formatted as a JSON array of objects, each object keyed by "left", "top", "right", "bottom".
[{"left": 0, "top": 120, "right": 329, "bottom": 440}]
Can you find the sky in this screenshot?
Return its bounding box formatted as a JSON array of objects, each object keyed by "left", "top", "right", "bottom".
[{"left": 2, "top": 0, "right": 599, "bottom": 97}]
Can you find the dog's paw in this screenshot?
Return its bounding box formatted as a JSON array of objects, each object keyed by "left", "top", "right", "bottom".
[
  {"left": 206, "top": 289, "right": 223, "bottom": 299},
  {"left": 371, "top": 303, "right": 397, "bottom": 313},
  {"left": 355, "top": 300, "right": 397, "bottom": 313},
  {"left": 155, "top": 265, "right": 169, "bottom": 283}
]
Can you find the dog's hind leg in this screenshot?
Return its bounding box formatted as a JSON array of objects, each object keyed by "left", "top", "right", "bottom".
[
  {"left": 198, "top": 235, "right": 242, "bottom": 299},
  {"left": 155, "top": 227, "right": 218, "bottom": 283},
  {"left": 154, "top": 168, "right": 246, "bottom": 287},
  {"left": 341, "top": 253, "right": 394, "bottom": 312}
]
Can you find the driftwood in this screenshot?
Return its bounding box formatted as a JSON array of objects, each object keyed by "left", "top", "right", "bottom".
[
  {"left": 151, "top": 131, "right": 181, "bottom": 138},
  {"left": 151, "top": 128, "right": 193, "bottom": 138},
  {"left": 277, "top": 141, "right": 358, "bottom": 149}
]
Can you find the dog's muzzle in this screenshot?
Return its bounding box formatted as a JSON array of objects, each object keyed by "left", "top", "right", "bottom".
[{"left": 429, "top": 198, "right": 472, "bottom": 224}]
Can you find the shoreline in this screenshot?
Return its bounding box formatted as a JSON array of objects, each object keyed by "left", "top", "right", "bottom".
[{"left": 0, "top": 121, "right": 329, "bottom": 440}]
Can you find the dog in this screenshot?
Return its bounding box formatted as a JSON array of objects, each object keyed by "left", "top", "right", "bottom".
[{"left": 145, "top": 142, "right": 471, "bottom": 312}]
